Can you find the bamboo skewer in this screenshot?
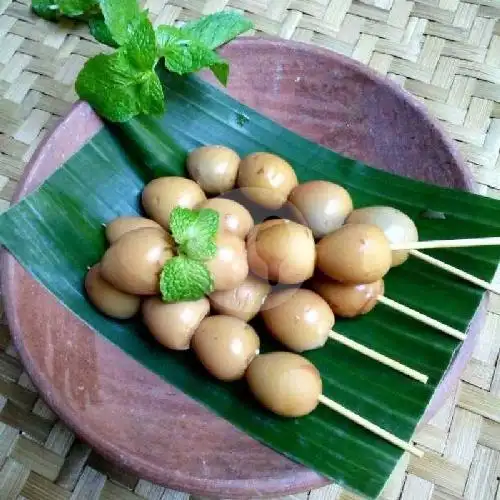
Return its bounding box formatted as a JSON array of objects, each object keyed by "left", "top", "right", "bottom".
[
  {"left": 410, "top": 249, "right": 500, "bottom": 295},
  {"left": 391, "top": 237, "right": 500, "bottom": 251},
  {"left": 318, "top": 394, "right": 423, "bottom": 457},
  {"left": 329, "top": 331, "right": 428, "bottom": 384},
  {"left": 377, "top": 295, "right": 466, "bottom": 341}
]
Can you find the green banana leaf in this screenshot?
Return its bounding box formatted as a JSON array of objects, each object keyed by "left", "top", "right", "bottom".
[{"left": 1, "top": 69, "right": 500, "bottom": 499}]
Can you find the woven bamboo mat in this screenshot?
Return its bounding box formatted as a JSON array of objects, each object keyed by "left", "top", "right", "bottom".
[{"left": 0, "top": 0, "right": 500, "bottom": 499}]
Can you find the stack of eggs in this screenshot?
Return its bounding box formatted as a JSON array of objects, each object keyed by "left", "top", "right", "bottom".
[{"left": 83, "top": 144, "right": 493, "bottom": 456}]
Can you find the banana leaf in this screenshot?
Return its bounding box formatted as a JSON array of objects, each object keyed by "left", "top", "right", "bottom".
[{"left": 1, "top": 69, "right": 500, "bottom": 499}]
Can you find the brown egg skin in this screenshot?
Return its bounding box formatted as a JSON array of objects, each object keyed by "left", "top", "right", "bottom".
[
  {"left": 246, "top": 352, "right": 322, "bottom": 417},
  {"left": 198, "top": 198, "right": 254, "bottom": 239},
  {"left": 246, "top": 219, "right": 316, "bottom": 284},
  {"left": 105, "top": 216, "right": 164, "bottom": 244},
  {"left": 206, "top": 233, "right": 249, "bottom": 291},
  {"left": 261, "top": 289, "right": 334, "bottom": 352},
  {"left": 316, "top": 223, "right": 392, "bottom": 284},
  {"left": 85, "top": 264, "right": 140, "bottom": 319},
  {"left": 141, "top": 177, "right": 206, "bottom": 229},
  {"left": 101, "top": 228, "right": 175, "bottom": 295},
  {"left": 289, "top": 181, "right": 353, "bottom": 238},
  {"left": 237, "top": 152, "right": 298, "bottom": 209},
  {"left": 346, "top": 206, "right": 419, "bottom": 267},
  {"left": 209, "top": 275, "right": 271, "bottom": 321},
  {"left": 187, "top": 145, "right": 240, "bottom": 195},
  {"left": 310, "top": 273, "right": 384, "bottom": 318},
  {"left": 192, "top": 315, "right": 260, "bottom": 381},
  {"left": 142, "top": 297, "right": 210, "bottom": 350}
]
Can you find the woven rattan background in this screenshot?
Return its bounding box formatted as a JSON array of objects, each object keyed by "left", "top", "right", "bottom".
[{"left": 1, "top": 0, "right": 500, "bottom": 499}]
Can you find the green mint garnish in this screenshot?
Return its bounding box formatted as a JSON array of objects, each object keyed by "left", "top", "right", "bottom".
[
  {"left": 182, "top": 11, "right": 254, "bottom": 50},
  {"left": 75, "top": 14, "right": 164, "bottom": 122},
  {"left": 60, "top": 0, "right": 98, "bottom": 17},
  {"left": 88, "top": 16, "right": 119, "bottom": 47},
  {"left": 169, "top": 207, "right": 219, "bottom": 261},
  {"left": 98, "top": 0, "right": 141, "bottom": 45},
  {"left": 156, "top": 26, "right": 229, "bottom": 86},
  {"left": 160, "top": 256, "right": 214, "bottom": 303},
  {"left": 31, "top": 1, "right": 254, "bottom": 122},
  {"left": 31, "top": 0, "right": 61, "bottom": 20},
  {"left": 32, "top": 0, "right": 98, "bottom": 20}
]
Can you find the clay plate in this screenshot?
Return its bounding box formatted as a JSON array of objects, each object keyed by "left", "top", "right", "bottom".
[{"left": 2, "top": 38, "right": 485, "bottom": 498}]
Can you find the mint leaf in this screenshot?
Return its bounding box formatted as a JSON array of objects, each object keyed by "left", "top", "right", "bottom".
[
  {"left": 169, "top": 207, "right": 199, "bottom": 244},
  {"left": 75, "top": 15, "right": 164, "bottom": 122},
  {"left": 156, "top": 25, "right": 230, "bottom": 85},
  {"left": 89, "top": 17, "right": 119, "bottom": 47},
  {"left": 179, "top": 207, "right": 219, "bottom": 260},
  {"left": 169, "top": 207, "right": 219, "bottom": 261},
  {"left": 60, "top": 0, "right": 98, "bottom": 17},
  {"left": 124, "top": 13, "right": 157, "bottom": 71},
  {"left": 160, "top": 256, "right": 214, "bottom": 302},
  {"left": 182, "top": 11, "right": 253, "bottom": 50},
  {"left": 138, "top": 72, "right": 165, "bottom": 116},
  {"left": 157, "top": 26, "right": 217, "bottom": 72},
  {"left": 32, "top": 0, "right": 61, "bottom": 20},
  {"left": 98, "top": 0, "right": 141, "bottom": 45},
  {"left": 182, "top": 239, "right": 217, "bottom": 261},
  {"left": 210, "top": 60, "right": 229, "bottom": 86}
]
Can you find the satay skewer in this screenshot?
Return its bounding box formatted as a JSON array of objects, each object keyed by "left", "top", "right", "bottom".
[
  {"left": 344, "top": 206, "right": 499, "bottom": 295},
  {"left": 261, "top": 289, "right": 429, "bottom": 384},
  {"left": 310, "top": 276, "right": 467, "bottom": 342},
  {"left": 318, "top": 394, "right": 423, "bottom": 456},
  {"left": 377, "top": 295, "right": 466, "bottom": 341},
  {"left": 247, "top": 352, "right": 424, "bottom": 457},
  {"left": 391, "top": 237, "right": 500, "bottom": 251},
  {"left": 329, "top": 331, "right": 429, "bottom": 383},
  {"left": 409, "top": 249, "right": 500, "bottom": 295}
]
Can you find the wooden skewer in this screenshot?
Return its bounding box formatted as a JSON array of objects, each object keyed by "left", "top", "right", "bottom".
[
  {"left": 318, "top": 394, "right": 423, "bottom": 457},
  {"left": 410, "top": 249, "right": 500, "bottom": 295},
  {"left": 391, "top": 237, "right": 500, "bottom": 251},
  {"left": 377, "top": 295, "right": 466, "bottom": 341},
  {"left": 329, "top": 331, "right": 428, "bottom": 384}
]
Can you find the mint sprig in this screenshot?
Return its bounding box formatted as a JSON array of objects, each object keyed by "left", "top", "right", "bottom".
[
  {"left": 31, "top": 0, "right": 254, "bottom": 122},
  {"left": 75, "top": 14, "right": 164, "bottom": 122},
  {"left": 160, "top": 207, "right": 220, "bottom": 303},
  {"left": 160, "top": 256, "right": 214, "bottom": 303}
]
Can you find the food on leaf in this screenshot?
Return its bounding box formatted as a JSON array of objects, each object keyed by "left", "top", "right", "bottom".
[
  {"left": 205, "top": 232, "right": 249, "bottom": 291},
  {"left": 209, "top": 274, "right": 271, "bottom": 321},
  {"left": 197, "top": 198, "right": 254, "bottom": 238},
  {"left": 105, "top": 215, "right": 164, "bottom": 243},
  {"left": 310, "top": 274, "right": 384, "bottom": 318},
  {"left": 85, "top": 264, "right": 140, "bottom": 319},
  {"left": 101, "top": 227, "right": 175, "bottom": 295},
  {"left": 261, "top": 289, "right": 334, "bottom": 352},
  {"left": 289, "top": 180, "right": 353, "bottom": 238},
  {"left": 187, "top": 145, "right": 240, "bottom": 194},
  {"left": 316, "top": 223, "right": 392, "bottom": 283},
  {"left": 246, "top": 352, "right": 322, "bottom": 417},
  {"left": 346, "top": 206, "right": 418, "bottom": 267},
  {"left": 142, "top": 296, "right": 210, "bottom": 350},
  {"left": 192, "top": 315, "right": 260, "bottom": 381},
  {"left": 246, "top": 219, "right": 315, "bottom": 284},
  {"left": 142, "top": 177, "right": 207, "bottom": 230},
  {"left": 237, "top": 152, "right": 298, "bottom": 209}
]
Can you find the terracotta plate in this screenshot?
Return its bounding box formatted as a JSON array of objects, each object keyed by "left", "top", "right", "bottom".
[{"left": 2, "top": 38, "right": 485, "bottom": 498}]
